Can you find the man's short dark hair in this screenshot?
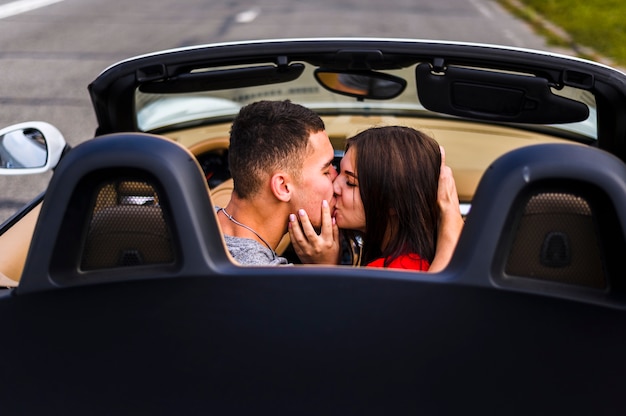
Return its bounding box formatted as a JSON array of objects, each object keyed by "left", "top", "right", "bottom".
[{"left": 228, "top": 100, "right": 325, "bottom": 198}]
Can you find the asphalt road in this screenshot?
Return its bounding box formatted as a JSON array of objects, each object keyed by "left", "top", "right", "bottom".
[{"left": 0, "top": 0, "right": 571, "bottom": 223}]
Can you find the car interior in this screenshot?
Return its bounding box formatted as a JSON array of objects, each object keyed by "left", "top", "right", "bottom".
[
  {"left": 0, "top": 113, "right": 585, "bottom": 286},
  {"left": 0, "top": 39, "right": 622, "bottom": 287}
]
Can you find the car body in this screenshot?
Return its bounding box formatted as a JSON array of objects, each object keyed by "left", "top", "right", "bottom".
[{"left": 1, "top": 38, "right": 626, "bottom": 414}]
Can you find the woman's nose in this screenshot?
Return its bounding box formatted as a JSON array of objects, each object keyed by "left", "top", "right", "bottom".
[{"left": 332, "top": 177, "right": 341, "bottom": 195}]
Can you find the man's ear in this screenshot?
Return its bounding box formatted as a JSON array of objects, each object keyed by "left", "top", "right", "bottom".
[{"left": 270, "top": 172, "right": 292, "bottom": 202}]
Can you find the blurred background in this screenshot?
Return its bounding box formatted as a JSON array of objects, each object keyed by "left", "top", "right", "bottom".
[{"left": 0, "top": 0, "right": 609, "bottom": 223}]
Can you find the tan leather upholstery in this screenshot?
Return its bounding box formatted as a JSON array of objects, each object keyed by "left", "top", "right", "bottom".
[
  {"left": 188, "top": 136, "right": 230, "bottom": 155},
  {"left": 0, "top": 271, "right": 18, "bottom": 288},
  {"left": 0, "top": 203, "right": 41, "bottom": 282},
  {"left": 210, "top": 178, "right": 235, "bottom": 209}
]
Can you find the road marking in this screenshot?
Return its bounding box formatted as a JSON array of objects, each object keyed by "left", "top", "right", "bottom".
[
  {"left": 235, "top": 7, "right": 260, "bottom": 23},
  {"left": 468, "top": 0, "right": 493, "bottom": 19},
  {"left": 503, "top": 29, "right": 524, "bottom": 47},
  {"left": 0, "top": 0, "right": 64, "bottom": 20}
]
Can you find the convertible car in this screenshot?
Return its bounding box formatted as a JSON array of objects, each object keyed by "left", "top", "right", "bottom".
[{"left": 1, "top": 38, "right": 626, "bottom": 414}]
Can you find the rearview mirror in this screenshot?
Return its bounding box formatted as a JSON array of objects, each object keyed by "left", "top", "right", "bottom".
[
  {"left": 0, "top": 122, "right": 67, "bottom": 175},
  {"left": 314, "top": 69, "right": 407, "bottom": 100}
]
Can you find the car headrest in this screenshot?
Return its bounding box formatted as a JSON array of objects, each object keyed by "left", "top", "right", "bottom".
[
  {"left": 451, "top": 143, "right": 626, "bottom": 307},
  {"left": 17, "top": 133, "right": 232, "bottom": 294}
]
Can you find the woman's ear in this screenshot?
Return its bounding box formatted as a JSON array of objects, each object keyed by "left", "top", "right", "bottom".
[{"left": 270, "top": 172, "right": 292, "bottom": 202}]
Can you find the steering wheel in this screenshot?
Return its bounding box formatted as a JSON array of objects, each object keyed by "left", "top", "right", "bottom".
[{"left": 189, "top": 137, "right": 231, "bottom": 189}]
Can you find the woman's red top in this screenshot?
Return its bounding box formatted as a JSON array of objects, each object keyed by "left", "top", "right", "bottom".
[{"left": 366, "top": 253, "right": 430, "bottom": 270}]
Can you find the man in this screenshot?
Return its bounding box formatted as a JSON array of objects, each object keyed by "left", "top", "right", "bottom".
[{"left": 216, "top": 100, "right": 340, "bottom": 265}]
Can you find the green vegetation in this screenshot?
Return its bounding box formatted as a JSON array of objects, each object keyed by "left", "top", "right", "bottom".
[{"left": 498, "top": 0, "right": 626, "bottom": 67}]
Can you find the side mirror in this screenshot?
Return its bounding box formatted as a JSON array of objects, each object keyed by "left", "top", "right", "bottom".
[{"left": 0, "top": 122, "right": 67, "bottom": 175}]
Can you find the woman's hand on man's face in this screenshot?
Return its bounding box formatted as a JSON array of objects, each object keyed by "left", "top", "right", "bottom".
[{"left": 288, "top": 200, "right": 340, "bottom": 264}]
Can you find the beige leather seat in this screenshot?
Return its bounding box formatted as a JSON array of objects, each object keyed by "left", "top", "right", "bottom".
[
  {"left": 210, "top": 178, "right": 235, "bottom": 209},
  {"left": 0, "top": 272, "right": 18, "bottom": 288},
  {"left": 0, "top": 203, "right": 41, "bottom": 284}
]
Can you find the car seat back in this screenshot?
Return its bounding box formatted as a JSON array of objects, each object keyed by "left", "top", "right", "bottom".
[
  {"left": 453, "top": 143, "right": 626, "bottom": 307},
  {"left": 17, "top": 133, "right": 232, "bottom": 294}
]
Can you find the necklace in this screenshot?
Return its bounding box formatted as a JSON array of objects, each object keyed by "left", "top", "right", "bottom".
[{"left": 217, "top": 207, "right": 277, "bottom": 259}]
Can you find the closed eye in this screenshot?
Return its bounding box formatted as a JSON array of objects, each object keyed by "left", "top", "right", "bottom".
[{"left": 343, "top": 171, "right": 358, "bottom": 187}]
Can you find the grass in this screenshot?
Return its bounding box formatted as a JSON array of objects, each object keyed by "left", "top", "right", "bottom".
[{"left": 497, "top": 0, "right": 626, "bottom": 67}]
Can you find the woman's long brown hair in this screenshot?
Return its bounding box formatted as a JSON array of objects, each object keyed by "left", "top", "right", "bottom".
[{"left": 346, "top": 126, "right": 441, "bottom": 266}]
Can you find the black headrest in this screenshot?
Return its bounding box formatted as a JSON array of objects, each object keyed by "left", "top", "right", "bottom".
[
  {"left": 17, "top": 133, "right": 231, "bottom": 294},
  {"left": 451, "top": 142, "right": 626, "bottom": 307}
]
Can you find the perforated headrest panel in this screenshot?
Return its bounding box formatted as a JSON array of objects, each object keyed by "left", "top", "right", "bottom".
[
  {"left": 80, "top": 180, "right": 175, "bottom": 270},
  {"left": 505, "top": 192, "right": 606, "bottom": 289}
]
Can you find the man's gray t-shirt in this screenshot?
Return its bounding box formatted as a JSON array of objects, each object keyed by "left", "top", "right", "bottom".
[{"left": 222, "top": 235, "right": 290, "bottom": 265}]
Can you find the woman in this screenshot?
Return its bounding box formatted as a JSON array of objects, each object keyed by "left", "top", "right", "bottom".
[{"left": 289, "top": 125, "right": 462, "bottom": 271}]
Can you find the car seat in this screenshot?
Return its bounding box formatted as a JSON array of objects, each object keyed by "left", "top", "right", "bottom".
[
  {"left": 452, "top": 142, "right": 626, "bottom": 306},
  {"left": 17, "top": 133, "right": 232, "bottom": 294}
]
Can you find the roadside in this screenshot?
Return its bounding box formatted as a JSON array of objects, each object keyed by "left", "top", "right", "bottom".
[{"left": 497, "top": 0, "right": 624, "bottom": 70}]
